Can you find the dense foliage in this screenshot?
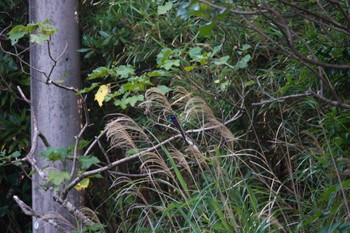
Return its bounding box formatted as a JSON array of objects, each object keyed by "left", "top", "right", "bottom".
[
  {"left": 1, "top": 0, "right": 350, "bottom": 232},
  {"left": 0, "top": 1, "right": 31, "bottom": 231}
]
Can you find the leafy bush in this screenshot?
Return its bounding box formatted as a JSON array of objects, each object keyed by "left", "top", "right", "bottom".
[{"left": 2, "top": 0, "right": 350, "bottom": 232}]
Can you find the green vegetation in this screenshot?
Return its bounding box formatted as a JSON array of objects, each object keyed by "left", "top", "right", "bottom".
[
  {"left": 1, "top": 0, "right": 350, "bottom": 232},
  {"left": 0, "top": 1, "right": 31, "bottom": 231}
]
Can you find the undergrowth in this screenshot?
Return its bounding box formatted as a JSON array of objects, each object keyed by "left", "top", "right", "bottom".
[{"left": 90, "top": 87, "right": 350, "bottom": 233}]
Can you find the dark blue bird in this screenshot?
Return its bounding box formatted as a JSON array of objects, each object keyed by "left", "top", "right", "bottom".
[{"left": 168, "top": 115, "right": 188, "bottom": 144}]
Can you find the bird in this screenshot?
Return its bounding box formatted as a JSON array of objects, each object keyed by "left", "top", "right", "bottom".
[{"left": 168, "top": 115, "right": 189, "bottom": 145}]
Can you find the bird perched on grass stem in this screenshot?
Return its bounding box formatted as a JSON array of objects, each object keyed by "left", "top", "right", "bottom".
[{"left": 168, "top": 115, "right": 189, "bottom": 145}]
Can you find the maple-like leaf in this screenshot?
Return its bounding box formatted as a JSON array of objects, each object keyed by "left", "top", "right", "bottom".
[{"left": 94, "top": 84, "right": 110, "bottom": 107}]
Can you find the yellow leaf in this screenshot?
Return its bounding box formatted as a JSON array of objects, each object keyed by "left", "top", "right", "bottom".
[
  {"left": 74, "top": 178, "right": 90, "bottom": 191},
  {"left": 95, "top": 84, "right": 110, "bottom": 107}
]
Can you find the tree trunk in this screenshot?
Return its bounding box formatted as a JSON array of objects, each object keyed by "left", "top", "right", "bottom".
[{"left": 29, "top": 1, "right": 81, "bottom": 232}]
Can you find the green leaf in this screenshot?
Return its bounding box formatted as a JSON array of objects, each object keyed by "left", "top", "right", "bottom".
[
  {"left": 41, "top": 147, "right": 69, "bottom": 161},
  {"left": 184, "top": 64, "right": 196, "bottom": 72},
  {"left": 177, "top": 1, "right": 201, "bottom": 19},
  {"left": 158, "top": 2, "right": 173, "bottom": 15},
  {"left": 77, "top": 82, "right": 99, "bottom": 94},
  {"left": 84, "top": 50, "right": 95, "bottom": 59},
  {"left": 79, "top": 156, "right": 100, "bottom": 170},
  {"left": 199, "top": 21, "right": 214, "bottom": 37},
  {"left": 162, "top": 59, "right": 180, "bottom": 70},
  {"left": 99, "top": 31, "right": 109, "bottom": 37},
  {"left": 115, "top": 65, "right": 135, "bottom": 79},
  {"left": 243, "top": 80, "right": 256, "bottom": 87},
  {"left": 77, "top": 48, "right": 91, "bottom": 53},
  {"left": 77, "top": 140, "right": 90, "bottom": 150},
  {"left": 47, "top": 170, "right": 70, "bottom": 185},
  {"left": 10, "top": 151, "right": 21, "bottom": 158},
  {"left": 120, "top": 76, "right": 151, "bottom": 93},
  {"left": 7, "top": 25, "right": 26, "bottom": 45},
  {"left": 156, "top": 48, "right": 173, "bottom": 66},
  {"left": 88, "top": 67, "right": 110, "bottom": 80},
  {"left": 7, "top": 21, "right": 56, "bottom": 46},
  {"left": 212, "top": 44, "right": 222, "bottom": 55},
  {"left": 241, "top": 44, "right": 252, "bottom": 52},
  {"left": 189, "top": 47, "right": 202, "bottom": 59},
  {"left": 25, "top": 23, "right": 40, "bottom": 32},
  {"left": 123, "top": 82, "right": 144, "bottom": 92},
  {"left": 114, "top": 94, "right": 144, "bottom": 109},
  {"left": 40, "top": 25, "right": 56, "bottom": 36},
  {"left": 156, "top": 85, "right": 172, "bottom": 94},
  {"left": 41, "top": 147, "right": 60, "bottom": 162},
  {"left": 177, "top": 2, "right": 192, "bottom": 19},
  {"left": 147, "top": 70, "right": 170, "bottom": 77},
  {"left": 235, "top": 54, "right": 251, "bottom": 69},
  {"left": 213, "top": 56, "right": 230, "bottom": 65},
  {"left": 321, "top": 184, "right": 337, "bottom": 201},
  {"left": 30, "top": 34, "right": 49, "bottom": 45},
  {"left": 188, "top": 47, "right": 208, "bottom": 64}
]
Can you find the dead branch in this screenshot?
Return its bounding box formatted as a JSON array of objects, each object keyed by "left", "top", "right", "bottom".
[
  {"left": 251, "top": 90, "right": 350, "bottom": 109},
  {"left": 311, "top": 91, "right": 350, "bottom": 109},
  {"left": 198, "top": 0, "right": 267, "bottom": 15},
  {"left": 252, "top": 92, "right": 312, "bottom": 106},
  {"left": 16, "top": 86, "right": 47, "bottom": 178},
  {"left": 15, "top": 86, "right": 96, "bottom": 228},
  {"left": 13, "top": 195, "right": 66, "bottom": 232}
]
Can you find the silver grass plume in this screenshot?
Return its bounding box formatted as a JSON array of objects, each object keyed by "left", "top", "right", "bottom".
[{"left": 105, "top": 115, "right": 150, "bottom": 151}]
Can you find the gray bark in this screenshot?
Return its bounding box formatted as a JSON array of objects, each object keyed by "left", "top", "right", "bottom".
[{"left": 29, "top": 0, "right": 81, "bottom": 232}]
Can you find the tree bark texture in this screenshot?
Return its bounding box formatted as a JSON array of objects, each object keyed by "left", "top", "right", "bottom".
[{"left": 29, "top": 1, "right": 81, "bottom": 232}]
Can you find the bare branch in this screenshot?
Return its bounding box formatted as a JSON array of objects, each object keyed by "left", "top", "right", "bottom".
[
  {"left": 1, "top": 33, "right": 80, "bottom": 93},
  {"left": 198, "top": 0, "right": 267, "bottom": 15},
  {"left": 16, "top": 86, "right": 47, "bottom": 178},
  {"left": 327, "top": 0, "right": 350, "bottom": 28},
  {"left": 83, "top": 129, "right": 108, "bottom": 157},
  {"left": 261, "top": 4, "right": 350, "bottom": 70},
  {"left": 45, "top": 37, "right": 68, "bottom": 84},
  {"left": 199, "top": 0, "right": 350, "bottom": 70},
  {"left": 53, "top": 194, "right": 95, "bottom": 226},
  {"left": 17, "top": 85, "right": 30, "bottom": 103},
  {"left": 252, "top": 90, "right": 350, "bottom": 109},
  {"left": 49, "top": 80, "right": 80, "bottom": 93},
  {"left": 237, "top": 6, "right": 342, "bottom": 102},
  {"left": 252, "top": 92, "right": 312, "bottom": 106},
  {"left": 13, "top": 195, "right": 38, "bottom": 217},
  {"left": 311, "top": 91, "right": 350, "bottom": 109},
  {"left": 16, "top": 85, "right": 97, "bottom": 227},
  {"left": 70, "top": 95, "right": 89, "bottom": 178},
  {"left": 280, "top": 0, "right": 350, "bottom": 35},
  {"left": 13, "top": 195, "right": 65, "bottom": 232}
]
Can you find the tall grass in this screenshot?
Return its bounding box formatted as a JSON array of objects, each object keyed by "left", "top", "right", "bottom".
[{"left": 96, "top": 88, "right": 350, "bottom": 232}]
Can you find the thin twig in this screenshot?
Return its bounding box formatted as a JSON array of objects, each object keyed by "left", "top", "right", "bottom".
[
  {"left": 198, "top": 0, "right": 267, "bottom": 15},
  {"left": 64, "top": 136, "right": 177, "bottom": 196},
  {"left": 311, "top": 91, "right": 350, "bottom": 109},
  {"left": 16, "top": 86, "right": 47, "bottom": 178},
  {"left": 251, "top": 89, "right": 350, "bottom": 109},
  {"left": 83, "top": 129, "right": 108, "bottom": 157},
  {"left": 13, "top": 195, "right": 38, "bottom": 216},
  {"left": 70, "top": 94, "right": 89, "bottom": 178},
  {"left": 13, "top": 195, "right": 65, "bottom": 231},
  {"left": 251, "top": 92, "right": 312, "bottom": 106}
]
